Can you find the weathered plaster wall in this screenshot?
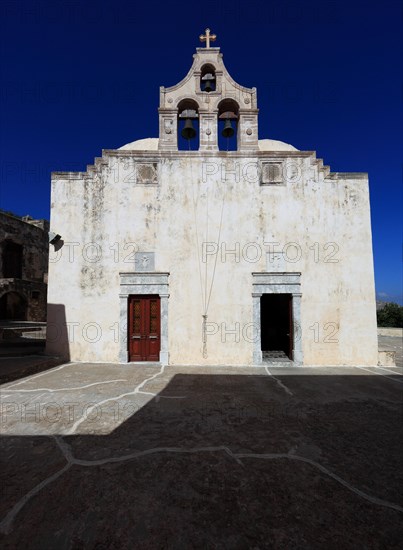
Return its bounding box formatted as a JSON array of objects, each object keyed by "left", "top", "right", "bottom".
[{"left": 46, "top": 150, "right": 378, "bottom": 366}]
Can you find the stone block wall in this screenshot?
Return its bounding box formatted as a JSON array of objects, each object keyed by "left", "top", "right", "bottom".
[{"left": 0, "top": 212, "right": 49, "bottom": 322}]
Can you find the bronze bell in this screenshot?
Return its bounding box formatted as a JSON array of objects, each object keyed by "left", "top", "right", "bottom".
[
  {"left": 202, "top": 73, "right": 215, "bottom": 92},
  {"left": 181, "top": 118, "right": 197, "bottom": 140},
  {"left": 222, "top": 119, "right": 235, "bottom": 138},
  {"left": 204, "top": 79, "right": 213, "bottom": 92}
]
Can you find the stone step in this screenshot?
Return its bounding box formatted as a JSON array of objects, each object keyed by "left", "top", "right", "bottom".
[{"left": 263, "top": 360, "right": 294, "bottom": 368}]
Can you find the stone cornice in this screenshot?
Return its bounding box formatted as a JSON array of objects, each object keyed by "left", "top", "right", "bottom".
[
  {"left": 101, "top": 149, "right": 315, "bottom": 159},
  {"left": 327, "top": 172, "right": 368, "bottom": 180},
  {"left": 50, "top": 150, "right": 368, "bottom": 181}
]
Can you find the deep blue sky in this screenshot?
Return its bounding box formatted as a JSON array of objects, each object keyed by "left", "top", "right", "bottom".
[{"left": 0, "top": 0, "right": 401, "bottom": 303}]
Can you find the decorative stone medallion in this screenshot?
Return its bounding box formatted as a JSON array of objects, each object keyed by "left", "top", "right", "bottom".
[
  {"left": 136, "top": 163, "right": 158, "bottom": 184},
  {"left": 134, "top": 252, "right": 155, "bottom": 272},
  {"left": 164, "top": 119, "right": 173, "bottom": 135},
  {"left": 260, "top": 161, "right": 283, "bottom": 185}
]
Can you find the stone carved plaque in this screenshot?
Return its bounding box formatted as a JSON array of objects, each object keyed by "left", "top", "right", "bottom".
[
  {"left": 134, "top": 252, "right": 155, "bottom": 272},
  {"left": 164, "top": 118, "right": 173, "bottom": 133},
  {"left": 266, "top": 251, "right": 286, "bottom": 271},
  {"left": 136, "top": 163, "right": 158, "bottom": 184},
  {"left": 261, "top": 161, "right": 283, "bottom": 185}
]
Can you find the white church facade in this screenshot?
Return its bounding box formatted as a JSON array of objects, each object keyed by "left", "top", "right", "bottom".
[{"left": 46, "top": 32, "right": 378, "bottom": 367}]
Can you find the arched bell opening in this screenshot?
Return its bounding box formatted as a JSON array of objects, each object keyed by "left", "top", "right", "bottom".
[
  {"left": 217, "top": 99, "right": 239, "bottom": 151},
  {"left": 177, "top": 99, "right": 200, "bottom": 151},
  {"left": 200, "top": 64, "right": 216, "bottom": 93}
]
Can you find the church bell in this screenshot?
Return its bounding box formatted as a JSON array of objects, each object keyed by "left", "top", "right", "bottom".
[
  {"left": 202, "top": 72, "right": 216, "bottom": 92},
  {"left": 221, "top": 119, "right": 235, "bottom": 138},
  {"left": 181, "top": 118, "right": 197, "bottom": 140}
]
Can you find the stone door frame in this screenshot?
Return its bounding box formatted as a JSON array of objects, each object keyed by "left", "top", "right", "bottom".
[
  {"left": 119, "top": 272, "right": 169, "bottom": 364},
  {"left": 252, "top": 272, "right": 303, "bottom": 366}
]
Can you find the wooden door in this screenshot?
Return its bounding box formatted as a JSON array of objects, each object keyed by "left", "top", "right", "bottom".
[{"left": 128, "top": 295, "right": 160, "bottom": 362}]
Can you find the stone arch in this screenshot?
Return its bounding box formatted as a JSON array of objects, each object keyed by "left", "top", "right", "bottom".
[
  {"left": 217, "top": 97, "right": 240, "bottom": 113},
  {"left": 0, "top": 291, "right": 27, "bottom": 320},
  {"left": 174, "top": 96, "right": 200, "bottom": 111}
]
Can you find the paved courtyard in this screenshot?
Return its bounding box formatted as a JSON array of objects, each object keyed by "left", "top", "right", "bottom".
[{"left": 1, "top": 361, "right": 402, "bottom": 549}]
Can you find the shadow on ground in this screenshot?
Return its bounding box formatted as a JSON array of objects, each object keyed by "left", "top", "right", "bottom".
[
  {"left": 1, "top": 373, "right": 402, "bottom": 549},
  {"left": 0, "top": 355, "right": 65, "bottom": 384}
]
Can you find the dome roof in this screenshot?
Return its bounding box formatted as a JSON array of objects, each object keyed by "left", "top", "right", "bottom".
[
  {"left": 118, "top": 138, "right": 159, "bottom": 151},
  {"left": 258, "top": 139, "right": 299, "bottom": 152}
]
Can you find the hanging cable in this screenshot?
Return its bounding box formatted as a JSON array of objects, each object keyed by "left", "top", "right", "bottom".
[
  {"left": 187, "top": 111, "right": 230, "bottom": 359},
  {"left": 188, "top": 136, "right": 208, "bottom": 358}
]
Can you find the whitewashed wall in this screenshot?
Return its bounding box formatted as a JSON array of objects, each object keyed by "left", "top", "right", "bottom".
[{"left": 46, "top": 146, "right": 378, "bottom": 366}]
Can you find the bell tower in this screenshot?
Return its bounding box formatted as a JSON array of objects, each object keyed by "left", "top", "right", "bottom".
[{"left": 158, "top": 29, "right": 259, "bottom": 152}]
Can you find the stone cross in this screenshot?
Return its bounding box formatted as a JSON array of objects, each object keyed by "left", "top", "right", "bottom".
[{"left": 199, "top": 28, "right": 216, "bottom": 48}]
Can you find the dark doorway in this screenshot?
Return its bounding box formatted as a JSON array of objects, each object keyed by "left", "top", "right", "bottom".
[
  {"left": 2, "top": 241, "right": 23, "bottom": 278},
  {"left": 260, "top": 294, "right": 293, "bottom": 359},
  {"left": 0, "top": 292, "right": 27, "bottom": 320},
  {"left": 128, "top": 295, "right": 161, "bottom": 362}
]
